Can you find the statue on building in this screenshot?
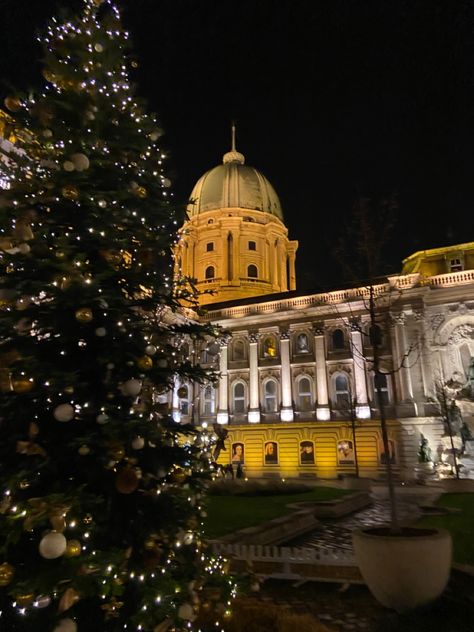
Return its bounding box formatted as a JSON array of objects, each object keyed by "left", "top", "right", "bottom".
[
  {"left": 417, "top": 434, "right": 432, "bottom": 463},
  {"left": 466, "top": 357, "right": 474, "bottom": 399}
]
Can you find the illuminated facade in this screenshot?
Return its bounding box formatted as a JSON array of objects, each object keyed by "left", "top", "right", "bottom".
[{"left": 174, "top": 133, "right": 474, "bottom": 480}]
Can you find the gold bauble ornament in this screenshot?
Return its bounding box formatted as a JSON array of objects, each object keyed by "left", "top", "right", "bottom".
[
  {"left": 64, "top": 539, "right": 81, "bottom": 558},
  {"left": 135, "top": 186, "right": 147, "bottom": 198},
  {"left": 50, "top": 514, "right": 66, "bottom": 532},
  {"left": 83, "top": 514, "right": 93, "bottom": 525},
  {"left": 62, "top": 185, "right": 79, "bottom": 200},
  {"left": 75, "top": 307, "right": 93, "bottom": 323},
  {"left": 137, "top": 355, "right": 153, "bottom": 371},
  {"left": 0, "top": 562, "right": 14, "bottom": 586},
  {"left": 42, "top": 69, "right": 56, "bottom": 83},
  {"left": 177, "top": 386, "right": 188, "bottom": 399},
  {"left": 15, "top": 593, "right": 34, "bottom": 606},
  {"left": 115, "top": 467, "right": 139, "bottom": 494},
  {"left": 170, "top": 468, "right": 186, "bottom": 483},
  {"left": 4, "top": 96, "right": 21, "bottom": 112},
  {"left": 12, "top": 377, "right": 34, "bottom": 393},
  {"left": 108, "top": 445, "right": 125, "bottom": 461}
]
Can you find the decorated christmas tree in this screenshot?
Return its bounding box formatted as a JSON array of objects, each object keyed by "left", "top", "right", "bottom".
[{"left": 0, "top": 1, "right": 236, "bottom": 630}]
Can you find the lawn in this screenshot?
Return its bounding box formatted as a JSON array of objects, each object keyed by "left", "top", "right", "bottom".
[
  {"left": 202, "top": 484, "right": 351, "bottom": 539},
  {"left": 415, "top": 492, "right": 474, "bottom": 566}
]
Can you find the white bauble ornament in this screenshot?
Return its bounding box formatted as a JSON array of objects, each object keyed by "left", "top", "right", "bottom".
[
  {"left": 39, "top": 531, "right": 67, "bottom": 559},
  {"left": 34, "top": 594, "right": 52, "bottom": 608},
  {"left": 131, "top": 436, "right": 145, "bottom": 450},
  {"left": 145, "top": 344, "right": 156, "bottom": 356},
  {"left": 43, "top": 129, "right": 53, "bottom": 138},
  {"left": 178, "top": 603, "right": 196, "bottom": 621},
  {"left": 71, "top": 153, "right": 90, "bottom": 171},
  {"left": 183, "top": 531, "right": 194, "bottom": 545},
  {"left": 53, "top": 403, "right": 74, "bottom": 422},
  {"left": 53, "top": 618, "right": 77, "bottom": 632},
  {"left": 95, "top": 327, "right": 106, "bottom": 337},
  {"left": 120, "top": 379, "right": 142, "bottom": 396},
  {"left": 162, "top": 178, "right": 171, "bottom": 188},
  {"left": 18, "top": 243, "right": 31, "bottom": 254},
  {"left": 63, "top": 161, "right": 75, "bottom": 172},
  {"left": 96, "top": 413, "right": 109, "bottom": 425},
  {"left": 94, "top": 43, "right": 104, "bottom": 52}
]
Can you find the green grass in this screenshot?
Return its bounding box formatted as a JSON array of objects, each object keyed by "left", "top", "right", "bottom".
[
  {"left": 202, "top": 485, "right": 351, "bottom": 539},
  {"left": 415, "top": 493, "right": 474, "bottom": 566}
]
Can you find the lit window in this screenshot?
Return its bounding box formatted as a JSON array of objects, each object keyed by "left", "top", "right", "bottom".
[
  {"left": 179, "top": 385, "right": 189, "bottom": 415},
  {"left": 263, "top": 336, "right": 277, "bottom": 358}
]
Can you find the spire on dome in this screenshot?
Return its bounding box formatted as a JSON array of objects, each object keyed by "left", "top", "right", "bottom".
[{"left": 223, "top": 121, "right": 245, "bottom": 164}]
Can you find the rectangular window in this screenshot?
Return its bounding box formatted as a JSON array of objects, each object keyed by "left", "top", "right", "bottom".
[
  {"left": 248, "top": 241, "right": 256, "bottom": 251},
  {"left": 450, "top": 258, "right": 462, "bottom": 272},
  {"left": 206, "top": 242, "right": 214, "bottom": 252}
]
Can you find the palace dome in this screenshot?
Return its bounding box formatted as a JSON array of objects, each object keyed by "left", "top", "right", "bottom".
[{"left": 186, "top": 141, "right": 283, "bottom": 220}]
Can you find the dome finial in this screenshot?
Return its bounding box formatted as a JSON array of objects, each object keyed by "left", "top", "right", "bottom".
[
  {"left": 223, "top": 121, "right": 245, "bottom": 165},
  {"left": 231, "top": 120, "right": 236, "bottom": 152}
]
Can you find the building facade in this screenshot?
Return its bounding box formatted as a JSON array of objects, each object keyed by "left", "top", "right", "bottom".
[{"left": 173, "top": 133, "right": 474, "bottom": 480}]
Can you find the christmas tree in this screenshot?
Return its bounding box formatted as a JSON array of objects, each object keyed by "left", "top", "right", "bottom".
[{"left": 0, "top": 1, "right": 236, "bottom": 630}]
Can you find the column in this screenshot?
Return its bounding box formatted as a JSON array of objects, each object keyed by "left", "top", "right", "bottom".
[
  {"left": 392, "top": 313, "right": 414, "bottom": 401},
  {"left": 217, "top": 338, "right": 229, "bottom": 424},
  {"left": 288, "top": 251, "right": 296, "bottom": 291},
  {"left": 280, "top": 331, "right": 294, "bottom": 421},
  {"left": 313, "top": 323, "right": 330, "bottom": 420},
  {"left": 248, "top": 333, "right": 260, "bottom": 423},
  {"left": 349, "top": 320, "right": 370, "bottom": 419}
]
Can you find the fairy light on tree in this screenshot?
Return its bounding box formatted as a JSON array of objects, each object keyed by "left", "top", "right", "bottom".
[{"left": 0, "top": 1, "right": 235, "bottom": 630}]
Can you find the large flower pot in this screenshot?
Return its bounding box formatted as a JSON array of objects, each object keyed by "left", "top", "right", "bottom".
[{"left": 352, "top": 526, "right": 452, "bottom": 613}]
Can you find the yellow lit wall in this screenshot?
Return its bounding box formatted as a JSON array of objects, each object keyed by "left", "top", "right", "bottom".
[{"left": 217, "top": 421, "right": 400, "bottom": 479}]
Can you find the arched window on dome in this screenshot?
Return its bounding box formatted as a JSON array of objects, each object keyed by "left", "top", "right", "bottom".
[
  {"left": 205, "top": 266, "right": 215, "bottom": 280},
  {"left": 247, "top": 264, "right": 258, "bottom": 279}
]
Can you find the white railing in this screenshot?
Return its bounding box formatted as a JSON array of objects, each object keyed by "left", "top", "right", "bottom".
[{"left": 209, "top": 541, "right": 362, "bottom": 583}]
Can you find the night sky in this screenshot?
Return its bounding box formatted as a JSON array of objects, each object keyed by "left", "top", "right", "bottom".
[{"left": 1, "top": 0, "right": 473, "bottom": 291}]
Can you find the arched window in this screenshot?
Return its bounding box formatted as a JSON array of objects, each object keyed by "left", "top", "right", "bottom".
[
  {"left": 247, "top": 264, "right": 258, "bottom": 278},
  {"left": 263, "top": 336, "right": 277, "bottom": 358},
  {"left": 205, "top": 266, "right": 215, "bottom": 279},
  {"left": 202, "top": 384, "right": 215, "bottom": 415},
  {"left": 296, "top": 332, "right": 309, "bottom": 353},
  {"left": 369, "top": 324, "right": 383, "bottom": 348},
  {"left": 297, "top": 376, "right": 313, "bottom": 411},
  {"left": 332, "top": 328, "right": 345, "bottom": 350},
  {"left": 178, "top": 385, "right": 189, "bottom": 416},
  {"left": 373, "top": 372, "right": 390, "bottom": 407},
  {"left": 233, "top": 382, "right": 246, "bottom": 414},
  {"left": 233, "top": 339, "right": 246, "bottom": 360},
  {"left": 263, "top": 379, "right": 278, "bottom": 413},
  {"left": 334, "top": 373, "right": 350, "bottom": 407}
]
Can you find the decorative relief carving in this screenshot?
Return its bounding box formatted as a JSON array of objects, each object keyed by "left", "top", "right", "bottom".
[
  {"left": 430, "top": 313, "right": 445, "bottom": 332},
  {"left": 293, "top": 367, "right": 315, "bottom": 379},
  {"left": 260, "top": 370, "right": 280, "bottom": 380},
  {"left": 349, "top": 318, "right": 361, "bottom": 332},
  {"left": 312, "top": 322, "right": 325, "bottom": 336},
  {"left": 328, "top": 364, "right": 352, "bottom": 375},
  {"left": 248, "top": 332, "right": 260, "bottom": 344},
  {"left": 449, "top": 324, "right": 474, "bottom": 344},
  {"left": 391, "top": 312, "right": 406, "bottom": 326},
  {"left": 279, "top": 331, "right": 290, "bottom": 340}
]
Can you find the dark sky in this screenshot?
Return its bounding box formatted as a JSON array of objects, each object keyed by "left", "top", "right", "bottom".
[{"left": 1, "top": 0, "right": 474, "bottom": 291}]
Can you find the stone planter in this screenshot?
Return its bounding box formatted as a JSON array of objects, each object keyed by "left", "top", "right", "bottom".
[{"left": 352, "top": 526, "right": 452, "bottom": 613}]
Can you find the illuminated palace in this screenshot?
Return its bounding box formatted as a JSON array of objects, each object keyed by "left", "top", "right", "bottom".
[{"left": 174, "top": 130, "right": 474, "bottom": 480}]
